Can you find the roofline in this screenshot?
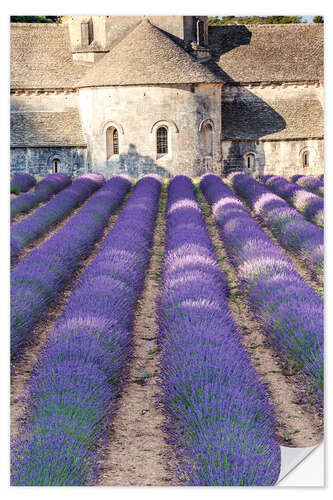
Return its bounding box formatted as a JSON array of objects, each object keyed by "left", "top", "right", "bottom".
[
  {"left": 222, "top": 136, "right": 324, "bottom": 142},
  {"left": 78, "top": 81, "right": 223, "bottom": 89},
  {"left": 10, "top": 144, "right": 88, "bottom": 148}
]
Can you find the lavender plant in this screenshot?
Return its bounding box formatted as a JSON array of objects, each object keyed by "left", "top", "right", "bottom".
[
  {"left": 261, "top": 175, "right": 324, "bottom": 228},
  {"left": 200, "top": 174, "right": 323, "bottom": 408},
  {"left": 11, "top": 175, "right": 132, "bottom": 361},
  {"left": 157, "top": 175, "right": 280, "bottom": 486},
  {"left": 291, "top": 175, "right": 324, "bottom": 197},
  {"left": 229, "top": 172, "right": 323, "bottom": 282},
  {"left": 11, "top": 175, "right": 161, "bottom": 485},
  {"left": 11, "top": 173, "right": 36, "bottom": 194},
  {"left": 11, "top": 175, "right": 104, "bottom": 263},
  {"left": 11, "top": 173, "right": 72, "bottom": 221}
]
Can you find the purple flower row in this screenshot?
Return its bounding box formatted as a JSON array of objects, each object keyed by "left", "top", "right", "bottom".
[
  {"left": 11, "top": 175, "right": 104, "bottom": 263},
  {"left": 11, "top": 175, "right": 132, "bottom": 361},
  {"left": 11, "top": 173, "right": 36, "bottom": 194},
  {"left": 157, "top": 175, "right": 280, "bottom": 486},
  {"left": 291, "top": 175, "right": 324, "bottom": 197},
  {"left": 200, "top": 174, "right": 323, "bottom": 407},
  {"left": 11, "top": 175, "right": 161, "bottom": 485},
  {"left": 229, "top": 172, "right": 323, "bottom": 282},
  {"left": 261, "top": 175, "right": 324, "bottom": 228},
  {"left": 11, "top": 173, "right": 72, "bottom": 221}
]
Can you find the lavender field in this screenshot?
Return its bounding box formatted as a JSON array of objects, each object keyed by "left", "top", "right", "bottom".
[{"left": 10, "top": 172, "right": 324, "bottom": 486}]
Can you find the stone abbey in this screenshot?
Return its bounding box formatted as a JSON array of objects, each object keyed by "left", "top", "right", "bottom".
[{"left": 10, "top": 16, "right": 324, "bottom": 179}]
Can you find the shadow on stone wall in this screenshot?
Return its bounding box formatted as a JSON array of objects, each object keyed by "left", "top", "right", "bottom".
[
  {"left": 94, "top": 143, "right": 171, "bottom": 179},
  {"left": 223, "top": 141, "right": 266, "bottom": 178}
]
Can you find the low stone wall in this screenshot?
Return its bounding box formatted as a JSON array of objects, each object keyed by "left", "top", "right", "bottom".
[{"left": 10, "top": 147, "right": 88, "bottom": 178}]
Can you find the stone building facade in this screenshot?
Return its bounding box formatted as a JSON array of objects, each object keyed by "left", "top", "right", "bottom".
[{"left": 10, "top": 17, "right": 324, "bottom": 178}]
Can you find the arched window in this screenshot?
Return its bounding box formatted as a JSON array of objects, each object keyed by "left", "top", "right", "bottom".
[
  {"left": 106, "top": 126, "right": 119, "bottom": 159},
  {"left": 303, "top": 150, "right": 310, "bottom": 168},
  {"left": 245, "top": 153, "right": 255, "bottom": 170},
  {"left": 52, "top": 158, "right": 60, "bottom": 173},
  {"left": 203, "top": 123, "right": 213, "bottom": 156},
  {"left": 157, "top": 126, "right": 168, "bottom": 155}
]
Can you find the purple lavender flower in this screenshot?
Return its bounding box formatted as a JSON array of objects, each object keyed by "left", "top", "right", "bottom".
[
  {"left": 11, "top": 175, "right": 161, "bottom": 485},
  {"left": 291, "top": 175, "right": 324, "bottom": 197},
  {"left": 11, "top": 175, "right": 104, "bottom": 263},
  {"left": 200, "top": 174, "right": 323, "bottom": 408},
  {"left": 11, "top": 175, "right": 132, "bottom": 361},
  {"left": 157, "top": 175, "right": 280, "bottom": 486},
  {"left": 11, "top": 173, "right": 36, "bottom": 194},
  {"left": 229, "top": 172, "right": 323, "bottom": 282},
  {"left": 262, "top": 175, "right": 323, "bottom": 228},
  {"left": 11, "top": 173, "right": 72, "bottom": 221}
]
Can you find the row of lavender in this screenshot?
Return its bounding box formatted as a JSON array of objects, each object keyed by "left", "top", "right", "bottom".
[
  {"left": 200, "top": 174, "right": 323, "bottom": 408},
  {"left": 291, "top": 174, "right": 324, "bottom": 197},
  {"left": 11, "top": 175, "right": 161, "bottom": 485},
  {"left": 11, "top": 173, "right": 72, "bottom": 221},
  {"left": 11, "top": 174, "right": 105, "bottom": 263},
  {"left": 11, "top": 173, "right": 37, "bottom": 194},
  {"left": 260, "top": 175, "right": 323, "bottom": 228},
  {"left": 229, "top": 173, "right": 323, "bottom": 283},
  {"left": 157, "top": 175, "right": 280, "bottom": 485},
  {"left": 11, "top": 175, "right": 132, "bottom": 361}
]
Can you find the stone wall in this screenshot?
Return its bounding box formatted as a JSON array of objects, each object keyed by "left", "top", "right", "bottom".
[
  {"left": 222, "top": 139, "right": 324, "bottom": 178},
  {"left": 10, "top": 147, "right": 87, "bottom": 177},
  {"left": 78, "top": 83, "right": 222, "bottom": 178},
  {"left": 11, "top": 91, "right": 78, "bottom": 112}
]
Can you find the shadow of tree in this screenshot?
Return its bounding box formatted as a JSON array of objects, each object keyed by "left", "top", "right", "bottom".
[{"left": 97, "top": 143, "right": 171, "bottom": 179}]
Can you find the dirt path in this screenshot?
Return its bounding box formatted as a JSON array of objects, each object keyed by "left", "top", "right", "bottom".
[
  {"left": 96, "top": 185, "right": 179, "bottom": 486},
  {"left": 10, "top": 192, "right": 131, "bottom": 444},
  {"left": 196, "top": 187, "right": 323, "bottom": 448}
]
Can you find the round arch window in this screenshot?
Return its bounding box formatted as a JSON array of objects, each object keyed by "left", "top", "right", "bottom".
[
  {"left": 52, "top": 158, "right": 60, "bottom": 173},
  {"left": 245, "top": 153, "right": 255, "bottom": 170}
]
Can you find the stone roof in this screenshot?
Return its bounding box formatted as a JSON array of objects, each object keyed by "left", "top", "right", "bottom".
[
  {"left": 10, "top": 109, "right": 87, "bottom": 147},
  {"left": 79, "top": 19, "right": 221, "bottom": 87},
  {"left": 222, "top": 96, "right": 324, "bottom": 140},
  {"left": 209, "top": 24, "right": 324, "bottom": 83},
  {"left": 11, "top": 23, "right": 89, "bottom": 89}
]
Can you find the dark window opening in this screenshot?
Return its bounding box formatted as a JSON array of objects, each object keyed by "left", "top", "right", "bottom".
[
  {"left": 303, "top": 151, "right": 309, "bottom": 167},
  {"left": 246, "top": 153, "right": 255, "bottom": 169},
  {"left": 157, "top": 126, "right": 168, "bottom": 155},
  {"left": 113, "top": 128, "right": 119, "bottom": 155},
  {"left": 197, "top": 20, "right": 205, "bottom": 46},
  {"left": 52, "top": 158, "right": 60, "bottom": 173},
  {"left": 88, "top": 18, "right": 94, "bottom": 45}
]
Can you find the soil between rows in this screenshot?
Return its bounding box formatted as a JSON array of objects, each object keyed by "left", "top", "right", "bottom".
[
  {"left": 196, "top": 186, "right": 323, "bottom": 448},
  {"left": 10, "top": 190, "right": 132, "bottom": 445},
  {"left": 96, "top": 185, "right": 180, "bottom": 486}
]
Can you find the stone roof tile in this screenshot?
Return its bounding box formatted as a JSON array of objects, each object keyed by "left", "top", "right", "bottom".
[
  {"left": 10, "top": 109, "right": 87, "bottom": 147},
  {"left": 209, "top": 24, "right": 324, "bottom": 83},
  {"left": 79, "top": 19, "right": 221, "bottom": 87},
  {"left": 11, "top": 23, "right": 89, "bottom": 89},
  {"left": 222, "top": 97, "right": 323, "bottom": 140}
]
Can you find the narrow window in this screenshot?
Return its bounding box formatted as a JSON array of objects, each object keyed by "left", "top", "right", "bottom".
[
  {"left": 197, "top": 20, "right": 205, "bottom": 46},
  {"left": 113, "top": 128, "right": 119, "bottom": 155},
  {"left": 246, "top": 153, "right": 255, "bottom": 170},
  {"left": 52, "top": 158, "right": 60, "bottom": 173},
  {"left": 157, "top": 126, "right": 168, "bottom": 155},
  {"left": 303, "top": 151, "right": 309, "bottom": 168},
  {"left": 106, "top": 126, "right": 119, "bottom": 159},
  {"left": 203, "top": 123, "right": 213, "bottom": 156},
  {"left": 88, "top": 17, "right": 94, "bottom": 45}
]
